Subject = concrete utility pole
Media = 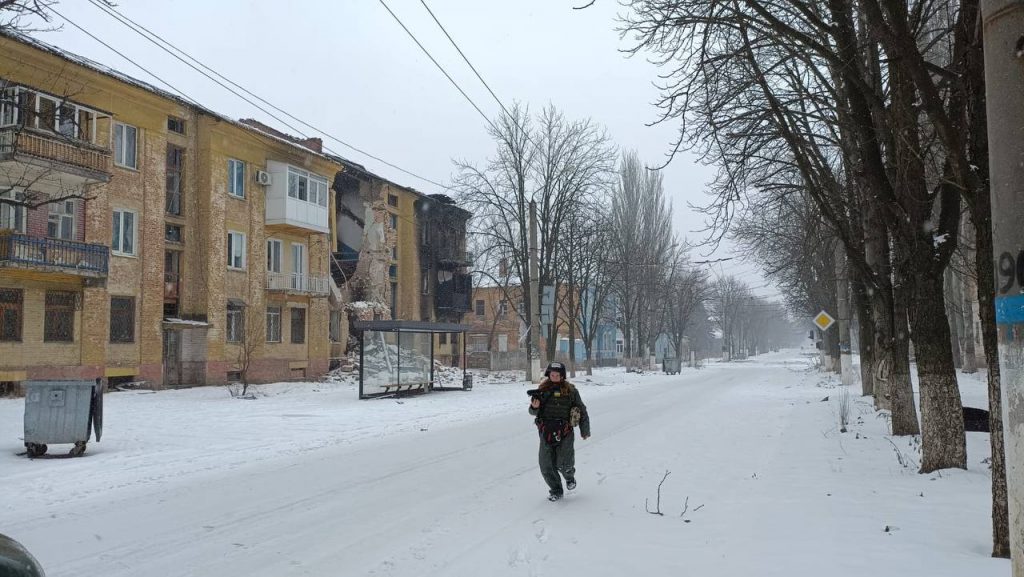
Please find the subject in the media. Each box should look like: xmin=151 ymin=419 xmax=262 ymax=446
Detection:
xmin=835 ymin=244 xmax=855 ymax=386
xmin=982 ymin=0 xmax=1024 ymax=571
xmin=529 ymin=200 xmax=542 ymax=382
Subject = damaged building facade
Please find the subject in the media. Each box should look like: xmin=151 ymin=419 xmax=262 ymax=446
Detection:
xmin=0 ymin=31 xmax=472 ymax=388
xmin=330 ymin=164 xmax=472 ymax=366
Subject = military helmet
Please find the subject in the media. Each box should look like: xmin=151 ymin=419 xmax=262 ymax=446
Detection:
xmin=544 ymin=361 xmax=567 ymax=379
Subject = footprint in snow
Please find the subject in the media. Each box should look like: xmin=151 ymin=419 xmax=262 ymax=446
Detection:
xmin=533 ymin=519 xmax=549 ymax=544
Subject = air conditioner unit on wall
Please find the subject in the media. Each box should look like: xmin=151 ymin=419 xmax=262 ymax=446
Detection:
xmin=255 ymin=170 xmax=272 ymax=186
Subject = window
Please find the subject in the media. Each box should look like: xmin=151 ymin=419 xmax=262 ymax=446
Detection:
xmin=0 ymin=87 xmax=16 ymax=126
xmin=291 ymin=243 xmax=306 ymax=289
xmin=0 ymin=190 xmax=26 ymax=233
xmin=226 ymin=302 xmax=245 ymax=343
xmin=109 ymin=296 xmax=135 ymax=343
xmin=166 ymin=145 xmax=184 ymax=215
xmin=48 ymin=200 xmax=75 ymax=240
xmin=227 ymin=159 xmax=245 ymax=198
xmin=290 ymin=308 xmax=306 ymax=344
xmin=389 ymin=264 xmax=397 ymax=280
xmin=329 ymin=310 xmax=342 ymax=343
xmin=388 ymin=194 xmax=398 ymax=207
xmin=112 ymin=209 xmax=137 ymax=256
xmin=422 ymin=270 xmax=430 ymax=295
xmin=114 ymin=123 xmax=138 ymax=169
xmin=498 ymin=300 xmax=509 ymax=317
xmin=287 ymin=167 xmax=328 ymax=206
xmin=267 ymin=239 xmax=282 ymax=273
xmin=44 ymin=291 xmax=76 ymax=342
xmin=58 ymin=104 xmax=76 ymax=138
xmin=167 ymin=116 xmax=185 ymax=134
xmin=37 ymin=95 xmax=57 ymax=131
xmin=390 ymin=281 xmax=398 ymax=317
xmin=0 ymin=288 xmax=23 ymax=342
xmin=392 ymin=245 xmax=398 ymax=261
xmin=165 ymin=224 xmax=183 ymax=243
xmin=475 ymin=299 xmax=485 ymax=317
xmin=227 ymin=231 xmax=246 ymax=269
xmin=266 ymin=306 xmax=282 ymax=343
xmin=390 ymin=214 xmax=398 ymax=230
xmin=439 ymin=332 xmax=447 ymax=345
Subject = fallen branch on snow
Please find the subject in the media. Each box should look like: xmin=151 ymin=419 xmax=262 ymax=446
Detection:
xmin=645 ymin=470 xmax=671 ymax=516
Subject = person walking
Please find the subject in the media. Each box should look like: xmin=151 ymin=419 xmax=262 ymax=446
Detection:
xmin=529 ymin=361 xmax=590 ymax=501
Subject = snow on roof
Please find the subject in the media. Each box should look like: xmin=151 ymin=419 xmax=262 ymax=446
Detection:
xmin=1 ymin=30 xmax=347 ymax=167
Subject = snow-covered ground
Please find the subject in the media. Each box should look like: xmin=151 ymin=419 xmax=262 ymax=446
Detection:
xmin=0 ymin=350 xmax=1009 ymax=577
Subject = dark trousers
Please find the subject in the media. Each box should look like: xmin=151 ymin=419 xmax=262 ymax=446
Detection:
xmin=538 ymin=431 xmax=575 ymax=494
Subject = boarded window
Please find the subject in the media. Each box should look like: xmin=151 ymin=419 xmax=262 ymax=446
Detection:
xmin=44 ymin=291 xmax=76 ymax=342
xmin=290 ymin=308 xmax=306 ymax=344
xmin=0 ymin=288 xmax=23 ymax=342
xmin=266 ymin=306 xmax=282 ymax=343
xmin=110 ymin=296 xmax=135 ymax=343
xmin=226 ymin=303 xmax=244 ymax=343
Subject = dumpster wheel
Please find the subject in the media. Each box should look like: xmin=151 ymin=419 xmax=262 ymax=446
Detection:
xmin=25 ymin=443 xmax=47 ymax=458
xmin=69 ymin=442 xmax=87 ymax=457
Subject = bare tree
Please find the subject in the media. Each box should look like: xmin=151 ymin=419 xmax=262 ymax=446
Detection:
xmin=231 ymin=309 xmax=263 ymax=398
xmin=457 ymin=103 xmax=615 ymax=370
xmin=608 ymin=150 xmax=674 ymax=369
xmin=662 ymin=250 xmax=711 ymax=363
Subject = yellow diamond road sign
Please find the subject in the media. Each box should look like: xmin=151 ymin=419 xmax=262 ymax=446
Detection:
xmin=813 ymin=311 xmax=836 ymax=331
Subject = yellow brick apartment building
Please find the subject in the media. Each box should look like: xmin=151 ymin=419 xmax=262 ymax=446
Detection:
xmin=0 ymin=31 xmax=344 ymax=387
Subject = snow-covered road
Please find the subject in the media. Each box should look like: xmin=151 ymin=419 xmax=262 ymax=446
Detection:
xmin=1 ymin=352 xmax=1009 ymax=576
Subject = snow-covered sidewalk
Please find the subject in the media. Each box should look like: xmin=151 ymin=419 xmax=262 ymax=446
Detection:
xmin=0 ymin=351 xmax=1009 ymax=577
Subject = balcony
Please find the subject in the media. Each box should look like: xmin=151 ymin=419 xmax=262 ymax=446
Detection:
xmin=0 ymin=127 xmax=112 ymax=186
xmin=436 ymin=272 xmax=472 ymax=313
xmin=0 ymin=233 xmax=108 ymax=278
xmin=265 ymin=160 xmax=330 ymax=233
xmin=266 ymin=272 xmax=330 ymax=296
xmin=433 ymin=245 xmax=474 ymax=269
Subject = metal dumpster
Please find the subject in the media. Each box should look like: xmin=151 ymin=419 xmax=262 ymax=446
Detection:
xmin=663 ymin=357 xmax=682 ymax=375
xmin=23 ymin=379 xmax=103 ymax=458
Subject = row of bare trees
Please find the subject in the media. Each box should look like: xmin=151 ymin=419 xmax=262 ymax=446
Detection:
xmin=619 ymin=0 xmax=1008 ymax=557
xmin=457 ymin=103 xmax=793 ymax=376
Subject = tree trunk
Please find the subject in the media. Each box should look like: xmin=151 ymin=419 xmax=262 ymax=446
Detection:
xmin=973 ymin=183 xmax=1010 ymax=557
xmin=850 ymin=264 xmax=875 ymax=396
xmin=904 ymin=264 xmax=966 ymax=472
xmin=945 ymin=266 xmax=964 ymax=369
xmin=960 ymin=214 xmax=979 ymax=374
xmin=888 ymin=273 xmax=919 ymax=436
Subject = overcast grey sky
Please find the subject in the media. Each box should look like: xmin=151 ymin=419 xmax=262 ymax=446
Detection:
xmin=34 ymin=0 xmax=776 ymax=297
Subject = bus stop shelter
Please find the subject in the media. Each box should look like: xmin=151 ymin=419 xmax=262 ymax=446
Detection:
xmin=351 ymin=320 xmax=471 ymax=399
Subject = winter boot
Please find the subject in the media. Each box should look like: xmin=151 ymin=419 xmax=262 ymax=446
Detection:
xmin=548 ymin=491 xmax=563 ymax=502
xmin=565 ymin=477 xmax=577 ymax=491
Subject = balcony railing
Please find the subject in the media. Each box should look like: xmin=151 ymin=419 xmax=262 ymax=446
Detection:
xmin=0 ymin=127 xmax=111 ymax=181
xmin=0 ymin=233 xmax=109 ymax=276
xmin=164 ymin=272 xmax=180 ymax=300
xmin=266 ymin=272 xmax=330 ymax=295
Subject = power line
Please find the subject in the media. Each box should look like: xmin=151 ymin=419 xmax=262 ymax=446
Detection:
xmin=417 ymin=0 xmax=513 ymax=121
xmin=79 ymin=0 xmax=452 ymax=192
xmin=377 ymin=0 xmax=494 ymax=129
xmin=46 ymin=6 xmax=201 ymax=107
